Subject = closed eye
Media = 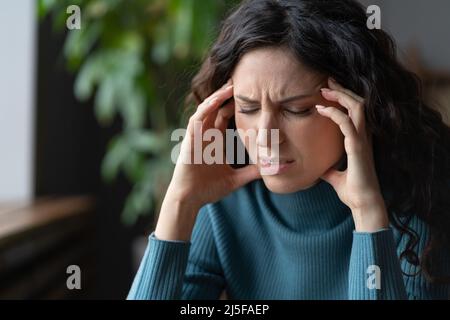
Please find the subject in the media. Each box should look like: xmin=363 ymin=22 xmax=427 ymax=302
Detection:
xmin=237 ymin=107 xmax=259 ymax=114
xmin=283 ymin=107 xmax=313 ymax=116
xmin=237 ymin=106 xmax=313 ymax=117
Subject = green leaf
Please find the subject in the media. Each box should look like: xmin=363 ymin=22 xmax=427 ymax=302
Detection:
xmin=101 ymin=135 xmax=129 ymax=182
xmin=117 ymin=31 xmax=144 ymax=54
xmin=74 ymin=53 xmax=103 ymax=100
xmin=151 ymin=23 xmax=171 ymax=65
xmin=64 ymin=21 xmax=102 ymax=68
xmin=126 ymin=130 xmax=166 ymax=154
xmin=94 ymin=76 xmax=116 ymax=125
xmin=121 ymin=171 xmax=155 ymax=225
xmin=172 ymin=0 xmax=193 ymax=59
xmin=37 ymin=0 xmax=58 ymax=19
xmin=119 ymin=86 xmax=146 ymax=129
xmin=123 ymin=151 xmax=146 ymax=182
xmin=85 ymin=0 xmax=109 ymax=19
xmin=39 ymin=0 xmax=232 ymax=225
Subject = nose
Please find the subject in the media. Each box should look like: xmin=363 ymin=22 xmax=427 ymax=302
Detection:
xmin=256 ymin=110 xmax=285 ymax=148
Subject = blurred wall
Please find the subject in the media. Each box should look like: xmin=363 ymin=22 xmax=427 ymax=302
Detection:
xmin=359 ymin=0 xmax=450 ymax=70
xmin=0 ymin=1 xmax=36 ymax=201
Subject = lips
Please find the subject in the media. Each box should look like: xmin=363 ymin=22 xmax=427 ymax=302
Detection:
xmin=258 ymin=157 xmax=295 ymax=175
xmin=259 ymin=157 xmax=295 ymax=167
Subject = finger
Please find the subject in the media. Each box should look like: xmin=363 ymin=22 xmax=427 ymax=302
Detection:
xmin=203 ymin=106 xmax=220 ymax=131
xmin=187 ymin=88 xmax=231 ymax=136
xmin=204 ymin=93 xmax=234 ymax=131
xmin=316 ymin=105 xmax=358 ymax=142
xmin=215 ymin=101 xmax=235 ymax=132
xmin=186 ymin=97 xmax=218 ymax=138
xmin=222 ymin=78 xmax=233 ymax=88
xmin=230 ymin=164 xmax=261 ymax=188
xmin=205 ymin=78 xmax=233 ymax=106
xmin=329 ymin=78 xmax=373 ymax=148
xmin=192 ymin=85 xmax=234 ymax=122
xmin=328 ymin=78 xmax=364 ymax=103
xmin=321 ymin=86 xmax=365 ymax=133
xmin=316 ymin=105 xmax=368 ymax=160
xmin=320 ymin=167 xmax=345 ymax=189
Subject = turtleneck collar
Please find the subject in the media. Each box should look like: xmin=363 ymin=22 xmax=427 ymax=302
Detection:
xmin=255 ymin=178 xmax=352 ymax=233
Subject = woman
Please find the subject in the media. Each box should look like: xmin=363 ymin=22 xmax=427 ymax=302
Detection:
xmin=128 ymin=0 xmax=450 ymax=299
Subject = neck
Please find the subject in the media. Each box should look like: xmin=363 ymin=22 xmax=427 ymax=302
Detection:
xmin=255 ymin=179 xmax=352 ymax=232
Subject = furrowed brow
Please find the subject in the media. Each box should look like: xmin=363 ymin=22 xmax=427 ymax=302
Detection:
xmin=235 ymin=93 xmax=314 ymax=104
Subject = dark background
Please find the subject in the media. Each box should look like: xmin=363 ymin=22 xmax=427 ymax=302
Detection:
xmin=34 ymin=16 xmax=150 ymax=299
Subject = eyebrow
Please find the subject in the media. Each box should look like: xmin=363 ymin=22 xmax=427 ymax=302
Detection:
xmin=235 ymin=93 xmax=315 ymax=104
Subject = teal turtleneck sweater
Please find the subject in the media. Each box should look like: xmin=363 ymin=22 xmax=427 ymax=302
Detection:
xmin=127 ymin=179 xmax=450 ymax=300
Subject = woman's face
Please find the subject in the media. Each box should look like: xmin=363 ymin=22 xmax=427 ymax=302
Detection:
xmin=232 ymin=46 xmax=345 ymax=193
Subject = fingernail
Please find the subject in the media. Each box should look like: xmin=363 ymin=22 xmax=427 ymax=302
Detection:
xmin=222 ymin=80 xmax=231 ymax=88
xmin=329 ymin=78 xmax=340 ymax=86
xmin=321 ymin=88 xmax=331 ymax=93
xmin=315 ymin=105 xmax=326 ymax=110
xmin=225 ymin=85 xmax=233 ymax=90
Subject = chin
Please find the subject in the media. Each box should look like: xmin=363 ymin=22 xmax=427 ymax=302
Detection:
xmin=261 ymin=175 xmax=321 ymax=194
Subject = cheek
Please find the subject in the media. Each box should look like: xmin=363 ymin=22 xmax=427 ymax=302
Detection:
xmin=312 ymin=117 xmax=344 ymax=162
xmin=234 ymin=112 xmax=251 ymax=130
xmin=235 ymin=113 xmax=254 ymax=145
xmin=289 ymin=113 xmax=344 ymax=161
xmin=319 ymin=96 xmax=348 ymax=115
xmin=235 ymin=113 xmax=259 ymax=161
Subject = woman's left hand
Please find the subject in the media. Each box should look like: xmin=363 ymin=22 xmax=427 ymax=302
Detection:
xmin=316 ymin=77 xmax=389 ymax=232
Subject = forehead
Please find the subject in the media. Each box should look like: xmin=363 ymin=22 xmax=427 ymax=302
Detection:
xmin=231 ymin=47 xmax=322 ymax=93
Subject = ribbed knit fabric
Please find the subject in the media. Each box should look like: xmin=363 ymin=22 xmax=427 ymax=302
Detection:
xmin=127 ymin=179 xmax=450 ymax=300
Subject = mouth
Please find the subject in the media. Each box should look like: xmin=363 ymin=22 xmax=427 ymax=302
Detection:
xmin=258 ymin=157 xmax=296 ymax=175
xmin=259 ymin=157 xmax=295 ymax=167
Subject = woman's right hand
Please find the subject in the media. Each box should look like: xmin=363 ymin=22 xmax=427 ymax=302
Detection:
xmin=155 ymin=80 xmax=261 ymax=241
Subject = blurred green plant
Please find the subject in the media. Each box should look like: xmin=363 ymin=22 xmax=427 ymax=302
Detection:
xmin=38 ymin=0 xmax=236 ymax=224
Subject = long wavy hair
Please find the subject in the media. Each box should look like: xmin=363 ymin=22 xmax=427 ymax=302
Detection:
xmin=185 ymin=0 xmax=450 ymax=283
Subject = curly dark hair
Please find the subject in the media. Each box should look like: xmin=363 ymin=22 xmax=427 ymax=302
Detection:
xmin=186 ymin=0 xmax=450 ymax=283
